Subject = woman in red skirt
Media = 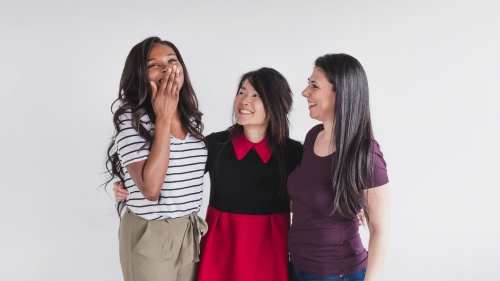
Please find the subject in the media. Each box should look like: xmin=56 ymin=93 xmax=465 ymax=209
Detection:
xmin=196 ymin=68 xmax=301 ymax=281
xmin=115 ymin=67 xmax=302 ymax=281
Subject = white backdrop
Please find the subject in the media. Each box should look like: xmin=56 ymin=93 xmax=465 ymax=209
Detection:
xmin=1 ymin=0 xmax=499 ymax=280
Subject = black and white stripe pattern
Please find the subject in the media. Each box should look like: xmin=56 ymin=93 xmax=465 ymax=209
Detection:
xmin=115 ymin=111 xmax=207 ymax=220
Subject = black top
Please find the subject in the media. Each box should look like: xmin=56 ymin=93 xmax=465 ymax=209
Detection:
xmin=206 ymin=130 xmax=303 ymax=215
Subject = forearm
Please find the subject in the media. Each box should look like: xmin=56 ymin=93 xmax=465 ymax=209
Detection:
xmin=363 ymin=184 xmax=390 ymax=281
xmin=138 ymin=120 xmax=172 ymax=200
xmin=365 ymin=228 xmax=389 ymax=281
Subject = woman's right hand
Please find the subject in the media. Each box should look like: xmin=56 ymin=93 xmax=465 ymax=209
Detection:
xmin=357 ymin=209 xmax=365 ymax=225
xmin=113 ymin=181 xmax=129 ymax=202
xmin=150 ymin=66 xmax=181 ymax=122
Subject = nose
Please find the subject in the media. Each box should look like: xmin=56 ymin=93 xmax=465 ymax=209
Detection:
xmin=240 ymin=95 xmax=251 ymax=105
xmin=302 ymin=86 xmax=310 ymax=97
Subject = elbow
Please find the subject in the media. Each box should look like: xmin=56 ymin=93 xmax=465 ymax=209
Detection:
xmin=138 ymin=185 xmax=161 ymax=201
xmin=368 ymin=224 xmax=390 ymax=239
xmin=143 ymin=191 xmax=160 ymax=201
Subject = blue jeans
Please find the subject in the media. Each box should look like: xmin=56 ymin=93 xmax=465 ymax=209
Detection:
xmin=289 ymin=263 xmax=366 ymax=281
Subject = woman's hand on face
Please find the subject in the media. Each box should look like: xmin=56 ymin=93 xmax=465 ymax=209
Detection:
xmin=113 ymin=181 xmax=129 ymax=202
xmin=150 ymin=66 xmax=181 ymax=123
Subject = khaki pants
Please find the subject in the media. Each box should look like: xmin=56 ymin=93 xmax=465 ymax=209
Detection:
xmin=119 ymin=209 xmax=208 ymax=281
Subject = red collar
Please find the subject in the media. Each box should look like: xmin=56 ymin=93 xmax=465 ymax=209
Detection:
xmin=232 ymin=134 xmax=271 ymax=163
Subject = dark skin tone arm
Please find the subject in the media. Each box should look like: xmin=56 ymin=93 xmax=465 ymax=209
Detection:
xmin=125 ymin=67 xmax=181 ymax=201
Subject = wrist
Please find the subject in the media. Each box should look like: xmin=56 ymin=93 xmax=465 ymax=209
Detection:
xmin=154 ymin=119 xmax=173 ymax=132
xmin=156 ymin=117 xmax=172 ymax=124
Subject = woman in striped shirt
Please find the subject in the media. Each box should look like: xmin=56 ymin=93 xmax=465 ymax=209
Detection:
xmin=105 ymin=37 xmax=207 ymax=281
xmin=114 ymin=68 xmax=303 ymax=281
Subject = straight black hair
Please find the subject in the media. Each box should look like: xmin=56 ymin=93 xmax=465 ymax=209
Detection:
xmin=229 ymin=67 xmax=293 ymax=196
xmin=315 ymin=54 xmax=374 ymax=220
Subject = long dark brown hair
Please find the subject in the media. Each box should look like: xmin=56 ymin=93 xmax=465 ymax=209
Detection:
xmin=315 ymin=54 xmax=374 ymax=220
xmin=229 ymin=67 xmax=293 ymax=196
xmin=105 ymin=37 xmax=204 ymax=214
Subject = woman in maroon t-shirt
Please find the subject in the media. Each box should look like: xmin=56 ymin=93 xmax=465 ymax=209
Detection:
xmin=287 ymin=54 xmax=390 ymax=281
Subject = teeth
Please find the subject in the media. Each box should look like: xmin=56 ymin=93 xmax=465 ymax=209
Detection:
xmin=308 ymin=102 xmax=317 ymax=106
xmin=240 ymin=109 xmax=252 ymax=114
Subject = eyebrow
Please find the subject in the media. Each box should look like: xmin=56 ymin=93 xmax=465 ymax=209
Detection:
xmin=240 ymin=86 xmax=256 ymax=92
xmin=147 ymin=53 xmax=176 ymax=62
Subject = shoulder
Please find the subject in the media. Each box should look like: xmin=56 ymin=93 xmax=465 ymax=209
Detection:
xmin=286 ymin=137 xmax=303 ymax=168
xmin=303 ymin=124 xmax=323 ymax=144
xmin=206 ymin=130 xmax=231 ymax=152
xmin=286 ymin=138 xmax=303 ymax=153
xmin=370 ymin=139 xmax=389 ymax=187
xmin=206 ymin=130 xmax=230 ymax=143
xmin=370 ymin=139 xmax=385 ymax=159
xmin=306 ymin=124 xmax=323 ymax=138
xmin=310 ymin=123 xmax=324 ymax=133
xmin=117 ymin=110 xmax=133 ymax=123
xmin=117 ymin=110 xmax=152 ymax=127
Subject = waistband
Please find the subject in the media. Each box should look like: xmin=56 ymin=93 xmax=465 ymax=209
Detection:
xmin=169 ymin=211 xmax=208 ymax=263
xmin=127 ymin=208 xmax=208 ymax=263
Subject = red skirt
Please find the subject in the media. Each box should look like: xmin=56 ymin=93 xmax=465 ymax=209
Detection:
xmin=197 ymin=205 xmax=290 ymax=281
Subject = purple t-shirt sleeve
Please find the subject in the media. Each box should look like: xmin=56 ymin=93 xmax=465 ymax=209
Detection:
xmin=370 ymin=140 xmax=389 ymax=188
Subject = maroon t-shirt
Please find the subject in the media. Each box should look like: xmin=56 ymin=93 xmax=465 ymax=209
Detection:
xmin=287 ymin=124 xmax=389 ymax=276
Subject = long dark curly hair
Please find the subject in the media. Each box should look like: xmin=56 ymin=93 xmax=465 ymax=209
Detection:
xmin=105 ymin=37 xmax=204 ymax=214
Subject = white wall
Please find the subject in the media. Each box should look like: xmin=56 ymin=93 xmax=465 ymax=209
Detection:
xmin=1 ymin=0 xmax=499 ymax=280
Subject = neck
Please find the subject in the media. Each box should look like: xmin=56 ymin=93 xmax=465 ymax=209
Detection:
xmin=243 ymin=125 xmax=267 ymax=143
xmin=322 ymin=120 xmax=334 ymax=141
xmin=320 ymin=120 xmax=336 ymax=153
xmin=172 ymin=110 xmax=181 ymax=123
xmin=170 ymin=111 xmax=186 ymax=136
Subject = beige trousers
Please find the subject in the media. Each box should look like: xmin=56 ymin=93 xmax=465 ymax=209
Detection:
xmin=119 ymin=209 xmax=208 ymax=281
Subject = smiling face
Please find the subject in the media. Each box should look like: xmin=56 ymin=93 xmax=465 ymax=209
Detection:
xmin=302 ymin=67 xmax=336 ymax=123
xmin=147 ymin=43 xmax=184 ymax=88
xmin=233 ymin=79 xmax=268 ymax=130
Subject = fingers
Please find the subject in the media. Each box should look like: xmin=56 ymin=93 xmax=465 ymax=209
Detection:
xmin=151 ymin=66 xmax=180 ymax=120
xmin=155 ymin=66 xmax=180 ymax=99
xmin=171 ymin=76 xmax=179 ymax=99
xmin=168 ymin=67 xmax=181 ymax=100
xmin=357 ymin=209 xmax=365 ymax=225
xmin=165 ymin=66 xmax=177 ymax=96
xmin=114 ymin=188 xmax=129 ymax=202
xmin=157 ymin=67 xmax=172 ymax=98
xmin=150 ymin=81 xmax=158 ymax=102
xmin=173 ymin=70 xmax=181 ymax=97
xmin=112 ymin=181 xmax=128 ymax=202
